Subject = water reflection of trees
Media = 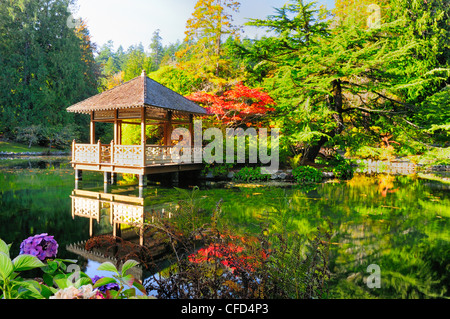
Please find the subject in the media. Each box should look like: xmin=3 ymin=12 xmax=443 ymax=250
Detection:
xmin=310 ymin=174 xmax=449 ymax=298
xmin=207 ymin=174 xmax=448 ymax=298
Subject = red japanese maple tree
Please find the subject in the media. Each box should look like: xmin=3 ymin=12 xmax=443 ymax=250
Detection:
xmin=186 ymin=82 xmax=275 ymax=127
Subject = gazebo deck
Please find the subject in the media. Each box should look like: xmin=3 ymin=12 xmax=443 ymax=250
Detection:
xmin=72 ymin=141 xmax=202 ymax=175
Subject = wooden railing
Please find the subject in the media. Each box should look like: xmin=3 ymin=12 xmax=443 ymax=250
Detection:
xmin=72 ymin=140 xmax=193 ymax=167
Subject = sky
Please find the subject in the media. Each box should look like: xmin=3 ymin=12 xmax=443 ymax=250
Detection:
xmin=74 ymin=0 xmax=335 ymax=51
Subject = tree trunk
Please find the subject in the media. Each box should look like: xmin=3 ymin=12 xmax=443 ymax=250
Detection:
xmin=301 ymin=135 xmax=329 ymax=165
xmin=300 ymin=79 xmax=345 ymax=164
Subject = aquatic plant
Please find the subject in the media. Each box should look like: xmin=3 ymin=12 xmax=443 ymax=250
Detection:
xmin=232 ymin=166 xmax=271 ymax=182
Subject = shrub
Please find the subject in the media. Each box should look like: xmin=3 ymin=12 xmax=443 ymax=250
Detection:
xmin=329 ymin=154 xmax=354 ymax=180
xmin=292 ymin=166 xmax=323 ymax=183
xmin=0 ymin=236 xmax=148 ymax=299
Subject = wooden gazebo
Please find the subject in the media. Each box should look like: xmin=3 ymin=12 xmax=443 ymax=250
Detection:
xmin=67 ymin=70 xmax=206 ymax=185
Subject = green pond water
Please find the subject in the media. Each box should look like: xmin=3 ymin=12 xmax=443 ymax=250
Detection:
xmin=0 ymin=157 xmax=449 ymax=299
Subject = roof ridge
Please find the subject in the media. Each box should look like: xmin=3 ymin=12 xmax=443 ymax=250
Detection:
xmin=143 ymin=73 xmax=147 ymax=104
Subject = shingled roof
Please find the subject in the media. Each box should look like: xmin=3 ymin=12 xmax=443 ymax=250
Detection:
xmin=66 ymin=70 xmax=208 ymax=115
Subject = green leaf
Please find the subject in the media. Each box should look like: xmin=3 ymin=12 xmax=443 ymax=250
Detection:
xmin=122 ymin=287 xmax=136 ymax=298
xmin=39 ymin=284 xmax=55 ymax=299
xmin=97 ymin=262 xmax=118 ymax=275
xmin=0 ymin=252 xmax=13 ymax=281
xmin=119 ymin=274 xmax=135 ymax=287
xmin=132 ymin=280 xmax=147 ymax=295
xmin=53 ymin=274 xmax=70 ymax=289
xmin=42 ymin=260 xmax=58 ymax=274
xmin=74 ymin=276 xmax=93 ymax=289
xmin=12 ymin=254 xmax=45 ymax=272
xmin=106 ymin=289 xmax=119 ymax=299
xmin=14 ymin=280 xmax=45 ymax=299
xmin=0 ymin=239 xmax=10 ymax=256
xmin=93 ymin=277 xmax=117 ymax=289
xmin=121 ymin=259 xmax=139 ymax=276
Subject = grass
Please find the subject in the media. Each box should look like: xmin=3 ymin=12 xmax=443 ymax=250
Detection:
xmin=0 ymin=141 xmax=66 ymax=154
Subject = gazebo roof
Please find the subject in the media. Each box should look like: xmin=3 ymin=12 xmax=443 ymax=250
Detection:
xmin=66 ymin=70 xmax=208 ymax=116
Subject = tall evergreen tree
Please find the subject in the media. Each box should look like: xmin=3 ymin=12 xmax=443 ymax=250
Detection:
xmin=237 ymin=0 xmax=449 ymax=163
xmin=149 ymin=29 xmax=164 ymax=71
xmin=0 ymin=0 xmax=99 ymax=136
xmin=176 ymin=0 xmax=241 ymax=88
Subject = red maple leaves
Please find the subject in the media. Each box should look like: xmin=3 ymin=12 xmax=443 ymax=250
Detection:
xmin=186 ymin=82 xmax=275 ymax=127
xmin=188 ymin=239 xmax=269 ymax=274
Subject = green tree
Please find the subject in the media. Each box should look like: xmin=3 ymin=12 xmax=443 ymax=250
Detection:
xmin=122 ymin=44 xmax=152 ymax=82
xmin=237 ymin=0 xmax=449 ymax=163
xmin=176 ymin=0 xmax=241 ymax=88
xmin=149 ymin=29 xmax=164 ymax=71
xmin=0 ymin=0 xmax=99 ymax=137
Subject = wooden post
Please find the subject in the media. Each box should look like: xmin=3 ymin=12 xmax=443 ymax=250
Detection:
xmin=75 ymin=169 xmax=82 ymax=181
xmin=139 ymin=227 xmax=144 ymax=246
xmin=189 ymin=114 xmax=194 ymax=145
xmin=97 ymin=140 xmax=102 ymax=164
xmin=104 ymin=172 xmax=110 ymax=184
xmin=165 ymin=111 xmax=173 ymax=146
xmin=141 ymin=107 xmax=146 ymax=167
xmin=72 ymin=139 xmax=76 ymax=162
xmin=118 ymin=121 xmax=122 ymax=145
xmin=90 ymin=112 xmax=95 ymax=144
xmin=110 ymin=140 xmax=115 ymax=165
xmin=114 ymin=109 xmax=119 ymax=144
xmin=89 ymin=218 xmax=93 ymax=237
xmin=139 ymin=175 xmax=146 ymax=187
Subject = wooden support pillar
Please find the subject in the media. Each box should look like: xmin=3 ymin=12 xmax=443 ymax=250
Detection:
xmin=189 ymin=114 xmax=194 ymax=145
xmin=90 ymin=112 xmax=96 ymax=144
xmin=141 ymin=107 xmax=146 ymax=167
xmin=75 ymin=169 xmax=83 ymax=181
xmin=104 ymin=172 xmax=111 ymax=184
xmin=114 ymin=110 xmax=119 ymax=144
xmin=89 ymin=218 xmax=94 ymax=237
xmin=139 ymin=227 xmax=144 ymax=246
xmin=164 ymin=111 xmax=173 ymax=146
xmin=118 ymin=121 xmax=122 ymax=145
xmin=141 ymin=107 xmax=146 ymax=146
xmin=171 ymin=171 xmax=179 ymax=186
xmin=139 ymin=174 xmax=146 ymax=187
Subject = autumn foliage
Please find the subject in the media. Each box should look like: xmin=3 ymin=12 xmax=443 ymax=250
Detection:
xmin=188 ymin=241 xmax=268 ymax=274
xmin=186 ymin=83 xmax=275 ymax=127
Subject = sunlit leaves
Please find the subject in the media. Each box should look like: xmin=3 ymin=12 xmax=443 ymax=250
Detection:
xmin=186 ymin=82 xmax=275 ymax=127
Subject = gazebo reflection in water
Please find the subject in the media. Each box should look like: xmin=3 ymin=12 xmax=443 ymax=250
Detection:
xmin=67 ymin=183 xmax=180 ymax=282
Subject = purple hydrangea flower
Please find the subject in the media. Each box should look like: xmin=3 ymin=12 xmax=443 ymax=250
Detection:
xmin=19 ymin=233 xmax=58 ymax=261
xmin=92 ymin=276 xmax=120 ymax=293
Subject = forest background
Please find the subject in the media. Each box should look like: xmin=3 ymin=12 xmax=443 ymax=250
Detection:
xmin=0 ymin=0 xmax=448 ymax=167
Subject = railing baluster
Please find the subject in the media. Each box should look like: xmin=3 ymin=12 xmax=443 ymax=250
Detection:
xmin=110 ymin=140 xmax=114 ymax=165
xmin=97 ymin=140 xmax=101 ymax=164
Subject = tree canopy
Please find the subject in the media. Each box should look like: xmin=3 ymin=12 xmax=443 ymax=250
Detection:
xmin=0 ymin=0 xmax=448 ymax=161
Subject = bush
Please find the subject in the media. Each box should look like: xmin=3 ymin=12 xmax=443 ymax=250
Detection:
xmin=15 ymin=124 xmax=79 ymax=150
xmin=232 ymin=166 xmax=271 ymax=182
xmin=328 ymin=154 xmax=354 ymax=180
xmin=292 ymin=166 xmax=323 ymax=183
xmin=0 ymin=235 xmax=148 ymax=299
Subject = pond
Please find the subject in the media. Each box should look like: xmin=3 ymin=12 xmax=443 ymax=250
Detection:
xmin=0 ymin=156 xmax=449 ymax=299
